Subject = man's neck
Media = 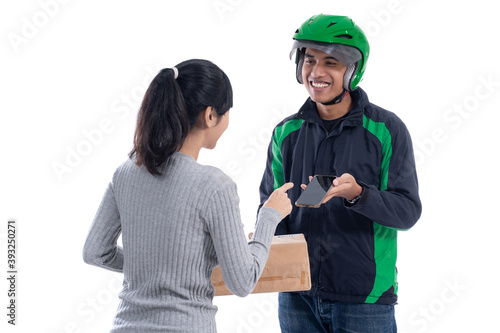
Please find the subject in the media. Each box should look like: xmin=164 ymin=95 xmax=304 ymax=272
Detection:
xmin=316 ymin=93 xmax=353 ymax=120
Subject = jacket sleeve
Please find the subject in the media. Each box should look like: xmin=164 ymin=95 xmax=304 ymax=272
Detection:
xmin=347 ymin=120 xmax=422 ymax=230
xmin=83 ymin=181 xmax=124 ymax=272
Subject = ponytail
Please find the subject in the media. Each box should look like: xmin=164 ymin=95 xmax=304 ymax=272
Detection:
xmin=129 ymin=59 xmax=233 ymax=176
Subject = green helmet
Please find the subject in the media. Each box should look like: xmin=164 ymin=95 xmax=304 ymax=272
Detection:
xmin=291 ymin=14 xmax=370 ymax=91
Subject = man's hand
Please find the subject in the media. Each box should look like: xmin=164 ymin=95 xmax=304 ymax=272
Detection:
xmin=301 ymin=173 xmax=362 ymax=204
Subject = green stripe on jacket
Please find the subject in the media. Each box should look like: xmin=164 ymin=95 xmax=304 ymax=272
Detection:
xmin=362 ymin=114 xmax=398 ymax=303
xmin=271 ymin=119 xmax=304 ymax=190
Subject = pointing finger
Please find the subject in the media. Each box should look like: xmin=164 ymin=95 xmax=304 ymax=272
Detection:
xmin=278 ymin=182 xmax=294 ymax=192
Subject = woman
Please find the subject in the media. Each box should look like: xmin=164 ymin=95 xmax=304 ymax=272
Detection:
xmin=83 ymin=59 xmax=293 ymax=332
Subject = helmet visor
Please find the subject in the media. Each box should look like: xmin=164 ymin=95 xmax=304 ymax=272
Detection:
xmin=290 ymin=39 xmax=362 ymax=68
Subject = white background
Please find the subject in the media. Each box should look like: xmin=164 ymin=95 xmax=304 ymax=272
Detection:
xmin=1 ymin=0 xmax=499 ymax=332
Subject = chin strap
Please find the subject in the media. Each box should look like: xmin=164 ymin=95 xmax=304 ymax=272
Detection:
xmin=320 ymin=89 xmax=349 ymax=105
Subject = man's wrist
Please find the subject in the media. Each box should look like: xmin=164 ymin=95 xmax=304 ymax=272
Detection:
xmin=346 ymin=195 xmax=361 ymax=205
xmin=346 ymin=185 xmax=363 ymax=205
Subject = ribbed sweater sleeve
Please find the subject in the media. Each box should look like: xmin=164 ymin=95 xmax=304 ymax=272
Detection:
xmin=83 ymin=181 xmax=124 ymax=272
xmin=204 ymin=181 xmax=281 ymax=296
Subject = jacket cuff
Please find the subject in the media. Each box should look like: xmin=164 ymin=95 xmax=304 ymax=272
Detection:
xmin=344 ymin=183 xmax=369 ymax=208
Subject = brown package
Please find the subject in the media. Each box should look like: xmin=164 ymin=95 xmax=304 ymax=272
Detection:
xmin=211 ymin=233 xmax=311 ymax=296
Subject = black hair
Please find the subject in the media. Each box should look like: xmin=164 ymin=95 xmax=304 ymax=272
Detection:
xmin=129 ymin=59 xmax=233 ymax=176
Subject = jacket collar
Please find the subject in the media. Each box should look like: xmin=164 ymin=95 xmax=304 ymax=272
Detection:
xmin=296 ymin=87 xmax=368 ymax=129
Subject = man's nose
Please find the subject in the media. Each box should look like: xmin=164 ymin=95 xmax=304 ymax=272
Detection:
xmin=311 ymin=64 xmax=325 ymax=78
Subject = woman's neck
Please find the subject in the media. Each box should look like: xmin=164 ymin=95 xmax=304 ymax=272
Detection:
xmin=179 ymin=131 xmax=203 ymax=160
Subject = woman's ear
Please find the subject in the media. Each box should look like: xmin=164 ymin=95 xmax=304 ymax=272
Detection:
xmin=203 ymin=107 xmax=218 ymax=128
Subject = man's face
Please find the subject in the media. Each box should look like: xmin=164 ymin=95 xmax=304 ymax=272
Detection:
xmin=301 ymin=48 xmax=347 ymax=104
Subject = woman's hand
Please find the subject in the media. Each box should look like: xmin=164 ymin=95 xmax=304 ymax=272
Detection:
xmin=263 ymin=182 xmax=294 ymax=219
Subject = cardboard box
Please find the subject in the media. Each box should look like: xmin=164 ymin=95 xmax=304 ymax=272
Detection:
xmin=211 ymin=234 xmax=311 ymax=296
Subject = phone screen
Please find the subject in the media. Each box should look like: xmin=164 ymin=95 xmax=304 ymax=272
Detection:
xmin=295 ymin=175 xmax=336 ymax=208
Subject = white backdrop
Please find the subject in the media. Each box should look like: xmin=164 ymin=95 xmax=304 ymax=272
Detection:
xmin=1 ymin=0 xmax=499 ymax=332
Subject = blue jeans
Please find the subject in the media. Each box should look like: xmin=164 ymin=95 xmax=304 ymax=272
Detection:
xmin=278 ymin=292 xmax=396 ymax=333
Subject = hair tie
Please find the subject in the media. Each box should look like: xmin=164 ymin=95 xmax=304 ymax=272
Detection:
xmin=171 ymin=67 xmax=179 ymax=79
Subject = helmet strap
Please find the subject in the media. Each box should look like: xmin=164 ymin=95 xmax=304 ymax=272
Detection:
xmin=320 ymin=89 xmax=348 ymax=105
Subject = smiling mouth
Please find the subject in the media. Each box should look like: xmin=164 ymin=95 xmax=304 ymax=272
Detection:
xmin=311 ymin=81 xmax=330 ymax=88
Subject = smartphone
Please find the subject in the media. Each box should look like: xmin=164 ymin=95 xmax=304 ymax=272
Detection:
xmin=295 ymin=175 xmax=337 ymax=208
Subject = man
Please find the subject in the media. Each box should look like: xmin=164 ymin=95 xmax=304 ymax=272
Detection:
xmin=258 ymin=14 xmax=422 ymax=332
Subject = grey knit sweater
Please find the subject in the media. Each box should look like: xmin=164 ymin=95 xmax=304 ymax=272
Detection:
xmin=83 ymin=152 xmax=282 ymax=332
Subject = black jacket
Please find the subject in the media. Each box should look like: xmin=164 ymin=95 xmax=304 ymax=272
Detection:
xmin=258 ymin=88 xmax=422 ymax=304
